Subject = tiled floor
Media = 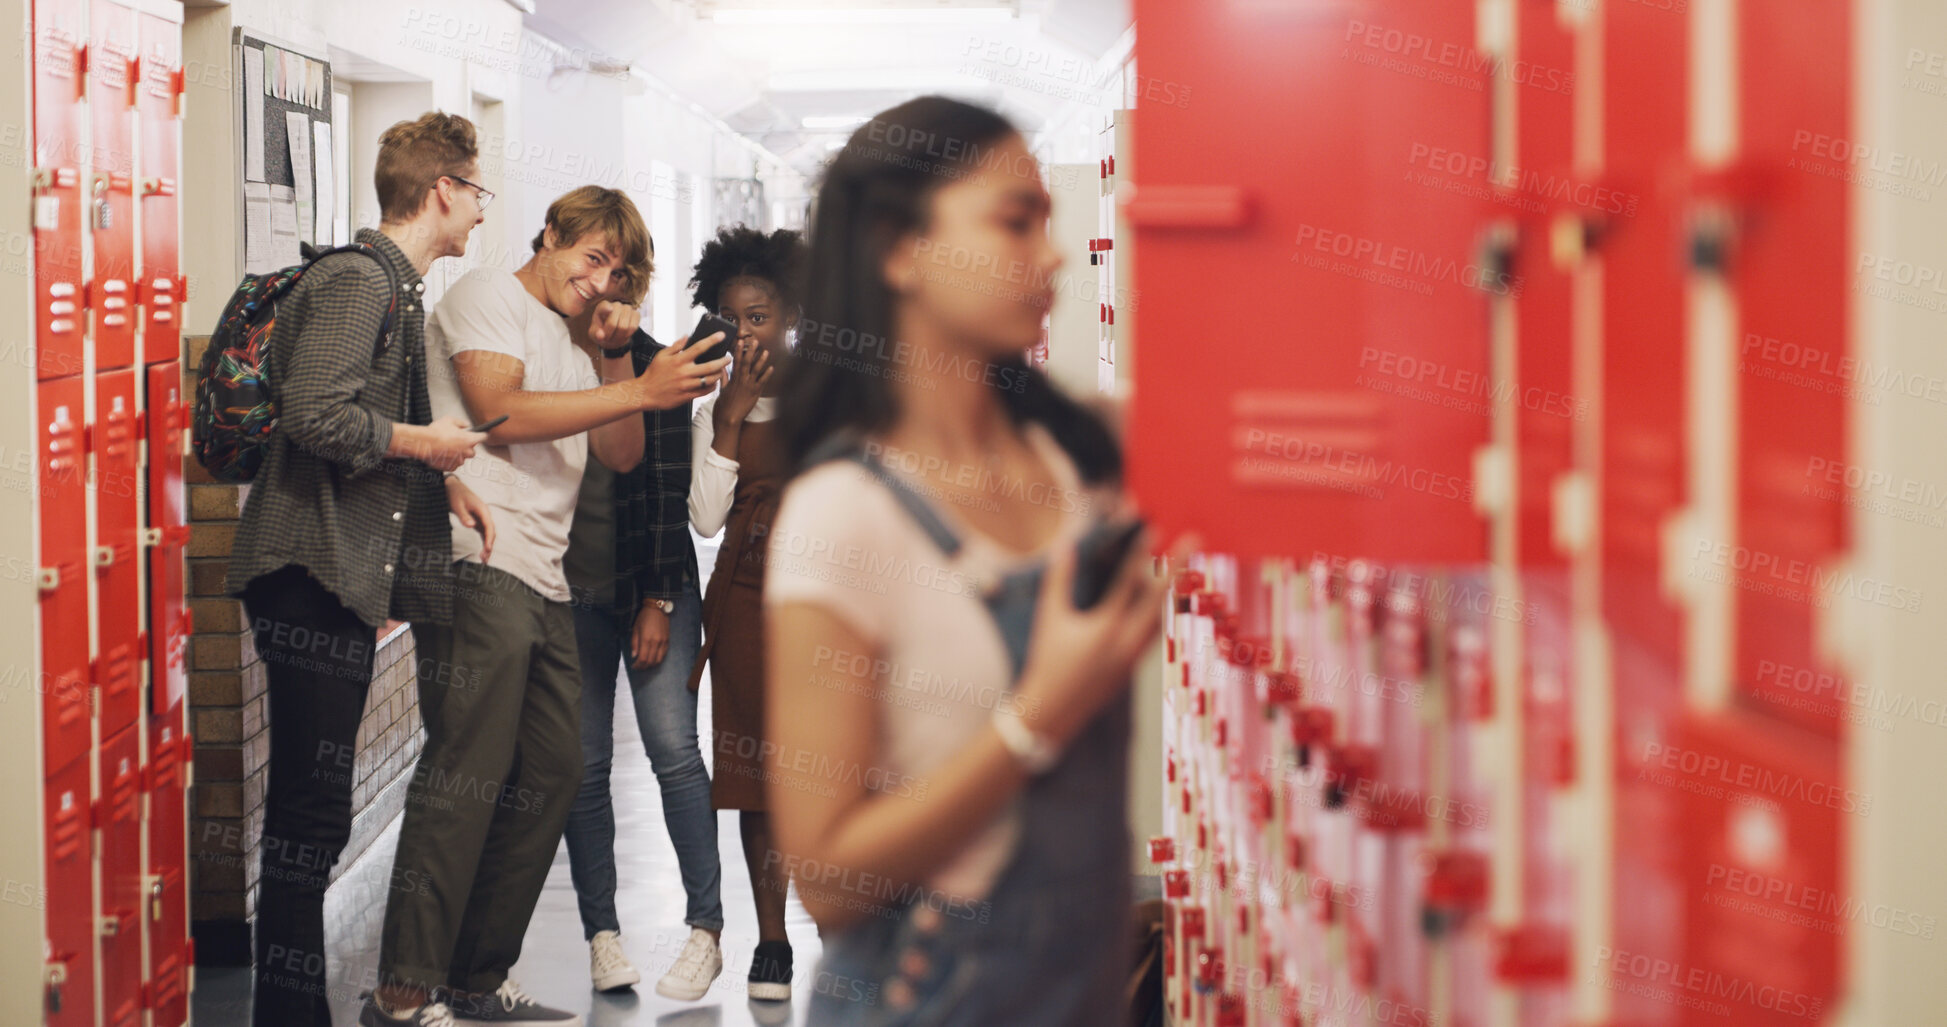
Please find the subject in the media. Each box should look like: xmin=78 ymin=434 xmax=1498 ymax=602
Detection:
xmin=193 ymin=660 xmax=823 ymax=1027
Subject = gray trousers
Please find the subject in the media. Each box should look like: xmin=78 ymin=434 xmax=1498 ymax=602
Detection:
xmin=378 ymin=561 xmax=583 ymax=994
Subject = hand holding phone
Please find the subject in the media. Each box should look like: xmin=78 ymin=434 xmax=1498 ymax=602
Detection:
xmin=688 ymin=312 xmax=740 ymax=365
xmin=1070 ymin=517 xmax=1148 ymax=610
xmin=466 ymin=414 xmax=509 ymax=433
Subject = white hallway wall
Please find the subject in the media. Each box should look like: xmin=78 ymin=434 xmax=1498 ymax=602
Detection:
xmin=183 ymin=0 xmax=801 ymax=331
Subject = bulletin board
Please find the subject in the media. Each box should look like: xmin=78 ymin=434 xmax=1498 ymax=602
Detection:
xmin=231 ymin=30 xmax=337 ymax=273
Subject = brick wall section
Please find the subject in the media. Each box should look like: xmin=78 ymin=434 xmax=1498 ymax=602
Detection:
xmin=182 ymin=336 xmax=426 ymax=961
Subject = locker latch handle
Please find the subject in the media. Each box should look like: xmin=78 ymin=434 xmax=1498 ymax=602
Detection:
xmin=142 ymin=526 xmax=163 ymax=547
xmin=150 ymin=877 xmax=165 ymax=922
xmin=45 ymin=962 xmax=66 ymax=1014
xmin=94 ymin=545 xmax=116 ymax=568
xmin=37 ymin=567 xmax=60 ymax=592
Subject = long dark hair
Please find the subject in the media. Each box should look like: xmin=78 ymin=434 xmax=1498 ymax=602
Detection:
xmin=775 ymin=95 xmax=1122 ymax=485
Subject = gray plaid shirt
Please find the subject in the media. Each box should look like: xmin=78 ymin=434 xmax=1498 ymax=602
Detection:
xmin=227 ymin=228 xmax=453 ymax=628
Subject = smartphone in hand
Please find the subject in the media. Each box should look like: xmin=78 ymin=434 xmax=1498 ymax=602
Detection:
xmin=466 ymin=414 xmax=509 ymax=433
xmin=689 ymin=312 xmax=740 ymax=364
xmin=1071 ymin=518 xmax=1147 ymax=610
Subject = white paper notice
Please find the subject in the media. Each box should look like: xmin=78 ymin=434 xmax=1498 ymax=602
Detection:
xmin=286 ymin=110 xmax=314 ymax=245
xmin=313 ymin=121 xmax=336 ymax=247
xmin=269 ymin=185 xmax=302 ymax=268
xmin=243 ymin=48 xmax=266 ymax=181
xmin=244 ymin=181 xmax=274 ymax=273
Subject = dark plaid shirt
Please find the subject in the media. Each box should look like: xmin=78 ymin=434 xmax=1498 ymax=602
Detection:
xmin=608 ymin=327 xmax=699 ymax=618
xmin=226 ymin=228 xmax=453 ymax=628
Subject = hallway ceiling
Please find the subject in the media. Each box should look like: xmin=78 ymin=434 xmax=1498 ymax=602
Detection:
xmin=522 ymin=0 xmax=1132 ymax=177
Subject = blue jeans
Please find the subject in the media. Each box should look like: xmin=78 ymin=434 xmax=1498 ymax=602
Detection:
xmin=562 ymin=585 xmax=725 ymax=938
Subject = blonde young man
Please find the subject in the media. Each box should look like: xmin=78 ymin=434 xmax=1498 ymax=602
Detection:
xmin=227 ymin=111 xmax=493 ymax=1027
xmin=363 ymin=188 xmax=730 ymax=1027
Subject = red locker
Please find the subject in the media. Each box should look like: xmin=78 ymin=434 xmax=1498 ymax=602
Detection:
xmin=96 ymin=368 xmax=142 ymax=736
xmin=44 ymin=752 xmax=95 ymax=1026
xmin=33 ymin=0 xmax=88 ymax=380
xmin=1128 ymin=0 xmax=1491 ymax=562
xmin=90 ymin=0 xmax=139 ymax=370
xmin=98 ymin=723 xmax=145 ymax=1027
xmin=1600 ymin=0 xmax=1691 ymax=660
xmin=1513 ymin=0 xmax=1581 ymax=574
xmin=148 ymin=362 xmax=188 ymax=713
xmin=39 ymin=376 xmax=91 ymax=773
xmin=1731 ymin=1 xmax=1854 ymax=736
xmin=145 ymin=712 xmax=191 ymax=1026
xmin=1672 ymin=712 xmax=1844 ymax=1026
xmin=137 ymin=6 xmax=184 ymax=365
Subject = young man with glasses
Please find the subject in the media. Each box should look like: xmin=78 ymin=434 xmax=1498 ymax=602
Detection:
xmin=362 ymin=187 xmax=731 ymax=1027
xmin=227 ymin=111 xmax=495 ymax=1027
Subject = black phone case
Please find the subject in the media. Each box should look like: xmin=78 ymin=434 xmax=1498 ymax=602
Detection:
xmin=1072 ymin=519 xmax=1146 ymax=610
xmin=690 ymin=313 xmax=738 ymax=364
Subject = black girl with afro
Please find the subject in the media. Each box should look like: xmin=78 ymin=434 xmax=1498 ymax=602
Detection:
xmin=681 ymin=224 xmax=809 ymax=1001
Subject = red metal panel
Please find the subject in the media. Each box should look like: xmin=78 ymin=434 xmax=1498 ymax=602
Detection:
xmin=1128 ymin=0 xmax=1490 ymax=562
xmin=44 ymin=752 xmax=95 ymax=1026
xmin=96 ymin=368 xmax=142 ymax=736
xmin=1671 ymin=712 xmax=1844 ymax=1026
xmin=1600 ymin=0 xmax=1690 ymax=659
xmin=39 ymin=376 xmax=91 ymax=773
xmin=1731 ymin=0 xmax=1854 ymax=737
xmin=1514 ymin=0 xmax=1580 ymax=572
xmin=137 ymin=9 xmax=183 ymax=365
xmin=98 ymin=723 xmax=145 ymax=1027
xmin=146 ymin=710 xmax=190 ymax=1026
xmin=33 ymin=0 xmax=88 ymax=380
xmin=91 ymin=0 xmax=139 ymax=370
xmin=147 ymin=362 xmax=187 ymax=713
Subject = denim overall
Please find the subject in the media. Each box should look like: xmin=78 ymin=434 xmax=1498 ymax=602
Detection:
xmin=805 ymin=443 xmax=1133 ymax=1027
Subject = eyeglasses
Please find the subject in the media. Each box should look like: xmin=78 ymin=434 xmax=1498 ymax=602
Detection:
xmin=447 ymin=174 xmax=495 ymax=212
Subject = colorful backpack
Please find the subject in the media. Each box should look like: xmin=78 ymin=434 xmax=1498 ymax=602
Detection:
xmin=191 ymin=244 xmax=398 ymax=483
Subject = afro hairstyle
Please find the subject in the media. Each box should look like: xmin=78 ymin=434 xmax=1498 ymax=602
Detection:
xmin=688 ymin=225 xmax=806 ymax=315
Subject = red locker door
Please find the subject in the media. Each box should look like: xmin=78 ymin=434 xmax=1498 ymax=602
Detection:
xmin=1601 ymin=5 xmax=1693 ymax=1020
xmin=1600 ymin=0 xmax=1691 ymax=660
xmin=148 ymin=362 xmax=188 ymax=713
xmin=33 ymin=0 xmax=88 ymax=380
xmin=39 ymin=376 xmax=91 ymax=773
xmin=138 ymin=7 xmax=184 ymax=365
xmin=1673 ymin=712 xmax=1844 ymax=1026
xmin=90 ymin=0 xmax=139 ymax=370
xmin=96 ymin=368 xmax=142 ymax=736
xmin=98 ymin=724 xmax=145 ymax=1027
xmin=44 ymin=753 xmax=95 ymax=1026
xmin=145 ymin=712 xmax=190 ymax=1026
xmin=1514 ymin=0 xmax=1581 ymax=577
xmin=1732 ymin=1 xmax=1854 ymax=736
xmin=1128 ymin=0 xmax=1491 ymax=562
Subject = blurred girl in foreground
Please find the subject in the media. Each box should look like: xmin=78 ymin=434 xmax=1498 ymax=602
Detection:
xmin=763 ymin=96 xmax=1185 ymax=1026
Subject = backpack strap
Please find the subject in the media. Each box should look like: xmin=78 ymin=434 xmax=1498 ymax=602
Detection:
xmin=803 ymin=432 xmax=963 ymax=557
xmin=309 ymin=243 xmax=401 ymax=356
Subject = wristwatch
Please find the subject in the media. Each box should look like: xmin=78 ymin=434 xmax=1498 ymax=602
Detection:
xmin=991 ymin=706 xmax=1060 ymax=775
xmin=647 ymin=598 xmax=675 ymax=614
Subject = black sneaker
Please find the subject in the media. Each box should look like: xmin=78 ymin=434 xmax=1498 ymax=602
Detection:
xmin=747 ymin=941 xmax=793 ymax=1001
xmin=358 ymin=994 xmax=458 ymax=1027
xmin=448 ymin=980 xmax=582 ymax=1026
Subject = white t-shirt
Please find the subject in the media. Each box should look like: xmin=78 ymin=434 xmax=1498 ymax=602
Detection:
xmin=426 ymin=268 xmax=599 ymax=602
xmin=688 ymin=393 xmax=776 ymax=537
xmin=763 ymin=425 xmax=1098 ymax=901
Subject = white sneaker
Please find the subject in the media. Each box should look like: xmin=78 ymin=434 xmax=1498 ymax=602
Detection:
xmin=654 ymin=927 xmax=723 ymax=1002
xmin=589 ymin=930 xmax=641 ymax=993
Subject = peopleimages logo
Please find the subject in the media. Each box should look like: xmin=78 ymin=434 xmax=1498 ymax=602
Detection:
xmin=1293 ymin=224 xmax=1521 ymax=296
xmin=1639 ymin=741 xmax=1872 ymax=815
xmin=1597 ymin=946 xmax=1825 ymax=1019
